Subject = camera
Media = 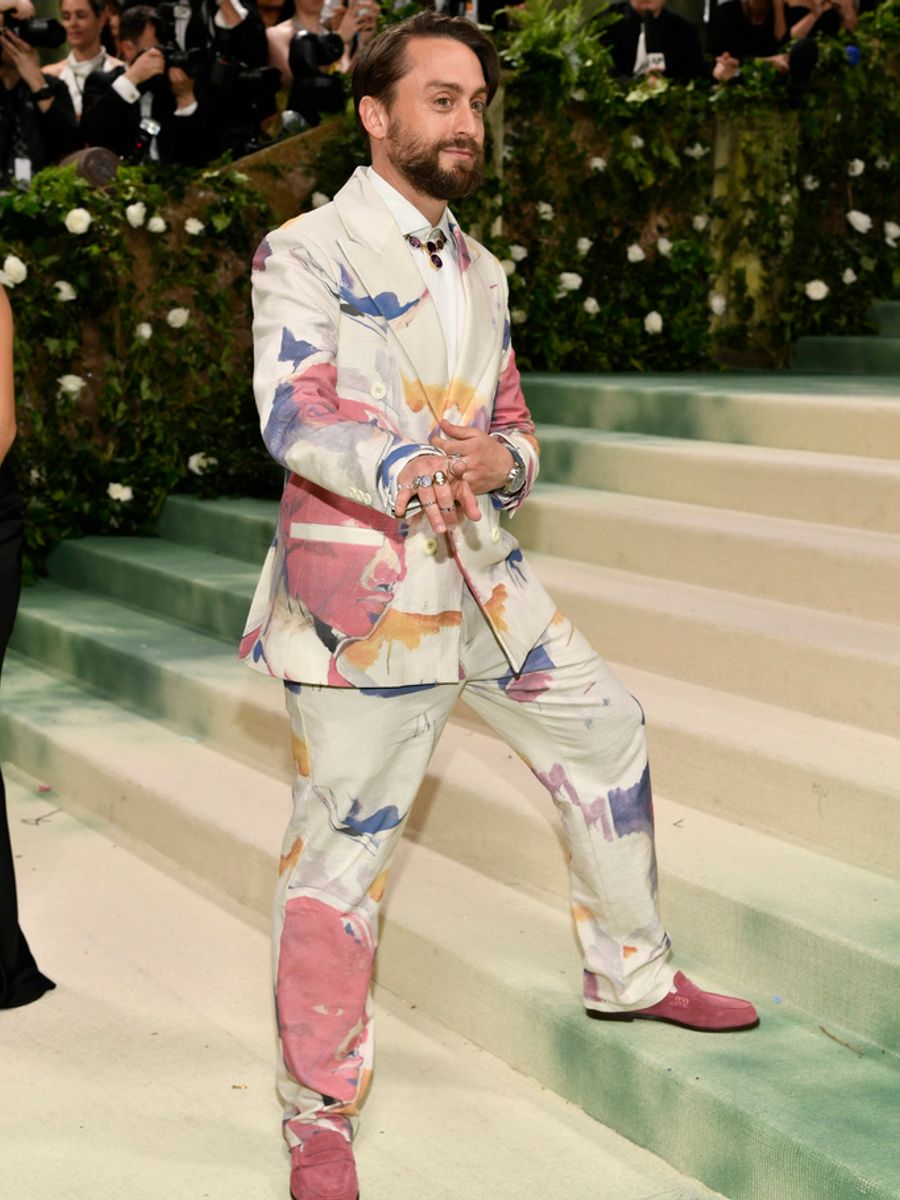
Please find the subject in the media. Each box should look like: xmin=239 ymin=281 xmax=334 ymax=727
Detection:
xmin=3 ymin=16 xmax=67 ymax=49
xmin=285 ymin=30 xmax=346 ymax=127
xmin=161 ymin=42 xmax=206 ymax=75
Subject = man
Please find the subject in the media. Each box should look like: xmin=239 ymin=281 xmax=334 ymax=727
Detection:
xmin=81 ymin=4 xmax=215 ymax=165
xmin=242 ymin=13 xmax=759 ymax=1199
xmin=605 ymin=0 xmax=739 ymax=82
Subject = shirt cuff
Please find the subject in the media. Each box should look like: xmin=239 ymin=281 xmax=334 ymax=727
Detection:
xmin=379 ymin=443 xmax=444 ymax=517
xmin=112 ymin=75 xmax=141 ymax=104
xmin=174 ymin=100 xmax=198 ymax=116
xmin=215 ymin=0 xmax=249 ymax=25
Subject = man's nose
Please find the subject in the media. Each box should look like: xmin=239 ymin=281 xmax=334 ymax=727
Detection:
xmin=455 ymin=104 xmax=482 ymax=139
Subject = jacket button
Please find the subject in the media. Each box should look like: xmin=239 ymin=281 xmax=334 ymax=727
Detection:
xmin=422 ymin=538 xmax=438 ymax=556
xmin=370 ymin=381 xmax=387 ymax=400
xmin=363 ymin=492 xmax=372 ymax=505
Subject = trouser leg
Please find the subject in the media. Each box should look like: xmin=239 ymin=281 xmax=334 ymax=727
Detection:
xmin=275 ymin=680 xmax=458 ymax=1149
xmin=462 ymin=611 xmax=674 ymax=1011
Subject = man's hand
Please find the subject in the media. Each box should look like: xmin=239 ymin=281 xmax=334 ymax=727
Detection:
xmin=433 ymin=421 xmax=516 ymax=495
xmin=125 ymin=46 xmax=166 ymax=86
xmin=0 ymin=1 xmax=36 ymax=18
xmin=713 ymin=52 xmax=740 ymax=82
xmin=394 ymin=452 xmax=480 ymax=536
xmin=169 ymin=66 xmax=196 ymax=107
xmin=0 ymin=25 xmax=45 ymax=93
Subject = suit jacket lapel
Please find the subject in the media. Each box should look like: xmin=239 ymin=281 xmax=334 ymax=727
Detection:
xmin=334 ymin=169 xmax=449 ymax=421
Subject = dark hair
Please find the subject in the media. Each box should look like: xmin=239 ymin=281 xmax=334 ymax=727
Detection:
xmin=119 ymin=4 xmax=161 ymax=44
xmin=352 ymin=10 xmax=500 ymax=132
xmin=61 ymin=0 xmax=106 ymax=17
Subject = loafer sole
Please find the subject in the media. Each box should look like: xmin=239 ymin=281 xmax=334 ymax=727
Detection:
xmin=586 ymin=1007 xmax=760 ymax=1032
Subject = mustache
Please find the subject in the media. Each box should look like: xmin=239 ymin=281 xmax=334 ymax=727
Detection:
xmin=438 ymin=137 xmax=482 ymax=154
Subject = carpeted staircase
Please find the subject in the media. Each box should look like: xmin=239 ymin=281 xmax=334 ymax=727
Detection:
xmin=794 ymin=299 xmax=900 ymax=373
xmin=3 ymin=368 xmax=899 ymax=1200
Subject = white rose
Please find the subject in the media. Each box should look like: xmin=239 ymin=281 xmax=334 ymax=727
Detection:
xmin=501 ymin=259 xmax=516 ymax=276
xmin=187 ymin=452 xmax=217 ymax=475
xmin=64 ymin=208 xmax=92 ymax=235
xmin=885 ymin=221 xmax=900 ymax=245
xmin=558 ymin=272 xmax=583 ymax=292
xmin=875 ymin=157 xmax=891 ymax=171
xmin=576 ymin=237 xmax=593 ymax=256
xmin=0 ymin=271 xmax=11 ymax=288
xmin=847 ymin=159 xmax=865 ymax=177
xmin=631 ymin=135 xmax=644 ymax=150
xmin=310 ymin=191 xmax=331 ymax=209
xmin=107 ymin=482 xmax=133 ymax=503
xmin=692 ymin=214 xmax=709 ymax=232
xmin=509 ymin=244 xmax=528 ymax=262
xmin=802 ymin=175 xmax=820 ymax=191
xmin=589 ymin=156 xmax=607 ymax=172
xmin=511 ymin=309 xmax=527 ymax=324
xmin=656 ymin=236 xmax=673 ymax=256
xmin=846 ymin=209 xmax=872 ymax=234
xmin=708 ymin=291 xmax=727 ymax=316
xmin=57 ymin=373 xmax=86 ymax=398
xmin=805 ymin=279 xmax=829 ymax=301
xmin=571 ymin=88 xmax=587 ymax=102
xmin=583 ymin=296 xmax=600 ymax=315
xmin=2 ymin=255 xmax=27 ymax=285
xmin=54 ymin=280 xmax=77 ymax=302
xmin=166 ymin=307 xmax=190 ymax=328
xmin=537 ymin=202 xmax=554 ymax=221
xmin=147 ymin=215 xmax=167 ymax=234
xmin=135 ymin=322 xmax=153 ymax=340
xmin=184 ymin=217 xmax=205 ymax=236
xmin=780 ymin=192 xmax=793 ymax=206
xmin=125 ymin=201 xmax=147 ymax=228
xmin=644 ymin=311 xmax=663 ymax=334
xmin=684 ymin=142 xmax=709 ymax=160
xmin=842 ymin=268 xmax=857 ymax=284
xmin=627 ymin=243 xmax=646 ymax=263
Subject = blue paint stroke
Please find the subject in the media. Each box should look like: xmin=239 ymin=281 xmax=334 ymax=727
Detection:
xmin=279 ymin=328 xmax=319 ymax=369
xmin=609 ymin=764 xmax=654 ymax=839
xmin=338 ymin=264 xmax=419 ymax=321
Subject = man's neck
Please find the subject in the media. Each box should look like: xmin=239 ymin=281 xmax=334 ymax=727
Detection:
xmin=370 ymin=158 xmax=447 ymax=228
xmin=71 ymin=43 xmax=105 ymax=62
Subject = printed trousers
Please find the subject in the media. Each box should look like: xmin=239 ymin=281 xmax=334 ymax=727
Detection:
xmin=274 ymin=592 xmax=674 ymax=1148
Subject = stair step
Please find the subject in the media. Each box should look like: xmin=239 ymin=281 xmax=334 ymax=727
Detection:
xmin=535 ymin=428 xmax=900 ymax=532
xmin=511 ymin=485 xmax=900 ymax=624
xmin=793 ymin=336 xmax=900 ymax=374
xmin=4 ymin=648 xmax=897 ymax=1050
xmin=870 ymin=301 xmax=900 ymax=338
xmin=522 ymin=373 xmax=900 ymax=459
xmin=13 ymin=579 xmax=899 ymax=878
xmin=4 ymin=771 xmax=722 ymax=1200
xmin=3 ymin=666 xmax=898 ymax=1200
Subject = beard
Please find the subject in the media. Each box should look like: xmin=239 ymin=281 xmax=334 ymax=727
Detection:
xmin=385 ymin=121 xmax=485 ymax=202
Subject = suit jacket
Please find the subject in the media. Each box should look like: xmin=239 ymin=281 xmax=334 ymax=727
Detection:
xmin=240 ymin=167 xmax=559 ymax=689
xmin=81 ymin=66 xmax=217 ymax=165
xmin=606 ymin=5 xmax=707 ymax=81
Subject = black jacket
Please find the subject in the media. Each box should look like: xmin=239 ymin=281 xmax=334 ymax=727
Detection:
xmin=81 ymin=65 xmax=217 ymax=165
xmin=606 ymin=5 xmax=707 ymax=81
xmin=0 ymin=75 xmax=80 ymax=188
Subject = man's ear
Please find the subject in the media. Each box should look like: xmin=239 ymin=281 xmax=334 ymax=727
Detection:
xmin=358 ymin=94 xmax=388 ymax=142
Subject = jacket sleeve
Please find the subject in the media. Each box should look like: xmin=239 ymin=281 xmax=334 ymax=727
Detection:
xmin=252 ymin=227 xmax=436 ymax=514
xmin=488 ymin=272 xmax=539 ymax=515
xmin=35 ymin=76 xmax=80 ymax=165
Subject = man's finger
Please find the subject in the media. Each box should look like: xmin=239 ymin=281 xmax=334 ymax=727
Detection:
xmin=456 ymin=480 xmax=481 ymax=521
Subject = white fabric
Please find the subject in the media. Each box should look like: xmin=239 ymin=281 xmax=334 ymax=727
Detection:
xmin=60 ymin=49 xmax=108 ymax=116
xmin=633 ymin=24 xmax=648 ymax=75
xmin=112 ymin=73 xmax=140 ymax=104
xmin=214 ymin=0 xmax=249 ymax=26
xmin=365 ymin=165 xmax=465 ymax=379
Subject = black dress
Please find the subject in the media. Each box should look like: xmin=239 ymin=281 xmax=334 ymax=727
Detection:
xmin=712 ymin=0 xmax=787 ymax=58
xmin=0 ymin=458 xmax=55 ymax=1008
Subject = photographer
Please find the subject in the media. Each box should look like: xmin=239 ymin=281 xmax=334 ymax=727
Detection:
xmin=0 ymin=6 xmax=79 ymax=190
xmin=786 ymin=0 xmax=857 ymax=37
xmin=43 ymin=0 xmax=124 ymax=119
xmin=267 ymin=0 xmax=376 ymax=128
xmin=81 ymin=4 xmax=216 ymax=165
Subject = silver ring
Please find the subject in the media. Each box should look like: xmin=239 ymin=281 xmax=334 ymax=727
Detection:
xmin=417 ymin=474 xmax=433 ymax=489
xmin=440 ymin=505 xmax=454 ymax=512
xmin=422 ymin=498 xmax=437 ymax=506
xmin=432 ymin=470 xmax=448 ymax=486
xmin=397 ymin=482 xmax=414 ymax=491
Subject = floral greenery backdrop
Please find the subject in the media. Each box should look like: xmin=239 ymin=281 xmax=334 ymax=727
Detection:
xmin=2 ymin=0 xmax=898 ymax=572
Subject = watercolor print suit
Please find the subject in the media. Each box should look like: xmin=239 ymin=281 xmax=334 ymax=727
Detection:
xmin=242 ymin=166 xmax=673 ymax=1149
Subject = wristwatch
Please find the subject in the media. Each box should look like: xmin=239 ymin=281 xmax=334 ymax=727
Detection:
xmin=500 ymin=445 xmax=526 ymax=496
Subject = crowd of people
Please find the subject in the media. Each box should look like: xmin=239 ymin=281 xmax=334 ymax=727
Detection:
xmin=0 ymin=0 xmax=886 ymax=190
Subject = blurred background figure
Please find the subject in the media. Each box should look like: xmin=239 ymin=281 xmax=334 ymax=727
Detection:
xmin=0 ymin=3 xmax=79 ymax=190
xmin=267 ymin=0 xmax=376 ymax=129
xmin=786 ymin=0 xmax=857 ymax=39
xmin=0 ymin=284 xmax=56 ymax=1010
xmin=42 ymin=0 xmax=124 ymax=120
xmin=711 ymin=0 xmax=818 ymax=101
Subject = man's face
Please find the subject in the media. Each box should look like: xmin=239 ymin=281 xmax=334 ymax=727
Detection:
xmin=380 ymin=36 xmax=487 ymax=202
xmin=629 ymin=0 xmax=667 ymax=15
xmin=120 ymin=20 xmax=157 ymax=65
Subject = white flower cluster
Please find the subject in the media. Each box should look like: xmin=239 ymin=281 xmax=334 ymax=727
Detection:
xmin=644 ymin=311 xmax=663 ymax=334
xmin=886 ymin=221 xmax=900 ymax=249
xmin=126 ymin=201 xmax=147 ymax=228
xmin=846 ymin=209 xmax=872 ymax=234
xmin=847 ymin=159 xmax=865 ymax=177
xmin=184 ymin=217 xmax=205 ymax=236
xmin=310 ymin=192 xmax=330 ymax=209
xmin=692 ymin=214 xmax=709 ymax=233
xmin=1 ymin=255 xmax=27 ymax=288
xmin=537 ymin=202 xmax=554 ymax=222
xmin=708 ymin=292 xmax=727 ymax=316
xmin=656 ymin=236 xmax=673 ymax=257
xmin=805 ymin=280 xmax=829 ymax=301
xmin=188 ymin=452 xmax=217 ymax=475
xmin=167 ymin=307 xmax=190 ymax=328
xmin=509 ymin=244 xmax=528 ymax=262
xmin=589 ymin=156 xmax=607 ymax=173
xmin=54 ymin=280 xmax=76 ymax=302
xmin=684 ymin=143 xmax=709 ymax=160
xmin=583 ymin=296 xmax=600 ymax=315
xmin=57 ymin=373 xmax=86 ymax=398
xmin=557 ymin=272 xmax=582 ymax=296
xmin=626 ymin=243 xmax=645 ymax=263
xmin=148 ymin=215 xmax=167 ymax=234
xmin=107 ymin=482 xmax=133 ymax=502
xmin=64 ymin=208 xmax=92 ymax=235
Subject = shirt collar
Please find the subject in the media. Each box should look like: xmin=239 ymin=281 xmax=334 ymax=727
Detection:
xmin=365 ymin=165 xmax=456 ymax=249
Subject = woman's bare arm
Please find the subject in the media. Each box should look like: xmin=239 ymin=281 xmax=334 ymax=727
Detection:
xmin=0 ymin=287 xmax=17 ymax=466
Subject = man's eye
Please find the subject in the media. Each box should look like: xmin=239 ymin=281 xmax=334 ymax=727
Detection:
xmin=472 ymin=101 xmax=485 ymax=113
xmin=434 ymin=97 xmax=451 ymax=107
